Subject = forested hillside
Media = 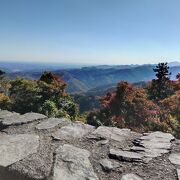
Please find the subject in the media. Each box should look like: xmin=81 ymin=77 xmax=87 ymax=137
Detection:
xmin=87 ymin=63 xmax=180 ymax=137
xmin=0 ymin=71 xmax=79 ymax=120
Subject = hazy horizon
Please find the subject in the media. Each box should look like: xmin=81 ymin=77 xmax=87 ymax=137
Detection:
xmin=1 ymin=0 xmax=180 ymax=64
xmin=0 ymin=59 xmax=179 ymax=66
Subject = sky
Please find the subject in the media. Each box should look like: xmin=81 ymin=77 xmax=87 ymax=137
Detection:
xmin=0 ymin=0 xmax=180 ymax=65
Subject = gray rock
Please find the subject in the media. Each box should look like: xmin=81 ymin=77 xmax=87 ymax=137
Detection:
xmin=36 ymin=117 xmax=70 ymax=130
xmin=138 ymin=131 xmax=174 ymax=149
xmin=169 ymin=153 xmax=180 ymax=165
xmin=0 ymin=112 xmax=47 ymax=126
xmin=131 ymin=146 xmax=168 ymax=160
xmin=0 ymin=110 xmax=19 ymax=119
xmin=132 ymin=131 xmax=175 ymax=160
xmin=0 ymin=134 xmax=39 ymax=167
xmin=0 ymin=111 xmax=178 ymax=180
xmin=109 ymin=149 xmax=143 ymax=162
xmin=121 ymin=173 xmax=143 ymax=180
xmin=177 ymin=169 xmax=180 ymax=180
xmin=100 ymin=159 xmax=119 ymax=172
xmin=139 ymin=141 xmax=171 ymax=150
xmin=142 ymin=131 xmax=175 ymax=142
xmin=140 ymin=148 xmax=169 ymax=158
xmin=89 ymin=126 xmax=135 ymax=142
xmin=53 ymin=144 xmax=99 ymax=180
xmin=131 ymin=146 xmax=146 ymax=152
xmin=97 ymin=140 xmax=109 ymax=145
xmin=53 ymin=122 xmax=95 ymax=140
xmin=8 ymin=137 xmax=53 ymax=180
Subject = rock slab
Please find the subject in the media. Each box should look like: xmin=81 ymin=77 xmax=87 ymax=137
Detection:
xmin=109 ymin=149 xmax=143 ymax=162
xmin=169 ymin=153 xmax=180 ymax=165
xmin=0 ymin=134 xmax=39 ymax=167
xmin=132 ymin=131 xmax=175 ymax=161
xmin=53 ymin=122 xmax=95 ymax=140
xmin=0 ymin=110 xmax=19 ymax=119
xmin=121 ymin=173 xmax=143 ymax=180
xmin=36 ymin=117 xmax=70 ymax=130
xmin=89 ymin=126 xmax=135 ymax=142
xmin=177 ymin=169 xmax=180 ymax=180
xmin=53 ymin=144 xmax=99 ymax=180
xmin=0 ymin=112 xmax=46 ymax=126
xmin=100 ymin=159 xmax=119 ymax=172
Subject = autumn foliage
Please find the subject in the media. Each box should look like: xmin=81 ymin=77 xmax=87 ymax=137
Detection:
xmin=0 ymin=71 xmax=79 ymax=119
xmin=87 ymin=81 xmax=161 ymax=131
xmin=0 ymin=63 xmax=179 ymax=136
xmin=87 ymin=63 xmax=180 ymax=136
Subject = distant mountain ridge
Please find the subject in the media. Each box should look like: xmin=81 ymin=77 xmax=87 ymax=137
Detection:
xmin=5 ymin=64 xmax=180 ymax=94
xmin=168 ymin=61 xmax=180 ymax=66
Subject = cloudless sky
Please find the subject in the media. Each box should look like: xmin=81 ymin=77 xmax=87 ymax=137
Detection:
xmin=0 ymin=0 xmax=180 ymax=64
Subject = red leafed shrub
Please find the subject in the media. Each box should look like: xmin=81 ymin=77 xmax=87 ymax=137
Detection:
xmin=87 ymin=81 xmax=164 ymax=132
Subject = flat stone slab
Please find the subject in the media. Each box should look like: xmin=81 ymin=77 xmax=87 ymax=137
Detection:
xmin=52 ymin=122 xmax=95 ymax=140
xmin=7 ymin=137 xmax=53 ymax=180
xmin=89 ymin=126 xmax=135 ymax=142
xmin=177 ymin=169 xmax=180 ymax=180
xmin=142 ymin=131 xmax=175 ymax=141
xmin=109 ymin=149 xmax=143 ymax=162
xmin=0 ymin=112 xmax=47 ymax=126
xmin=0 ymin=110 xmax=19 ymax=119
xmin=131 ymin=131 xmax=175 ymax=160
xmin=121 ymin=173 xmax=143 ymax=180
xmin=53 ymin=144 xmax=99 ymax=180
xmin=0 ymin=134 xmax=39 ymax=167
xmin=169 ymin=153 xmax=180 ymax=165
xmin=36 ymin=117 xmax=70 ymax=130
xmin=139 ymin=148 xmax=169 ymax=158
xmin=138 ymin=131 xmax=174 ymax=149
xmin=139 ymin=141 xmax=171 ymax=150
xmin=100 ymin=158 xmax=119 ymax=172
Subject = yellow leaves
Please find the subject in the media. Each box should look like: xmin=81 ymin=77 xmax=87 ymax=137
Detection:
xmin=0 ymin=93 xmax=10 ymax=102
xmin=0 ymin=93 xmax=11 ymax=109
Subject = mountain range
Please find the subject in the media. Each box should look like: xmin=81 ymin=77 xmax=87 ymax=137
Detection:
xmin=1 ymin=61 xmax=180 ymax=95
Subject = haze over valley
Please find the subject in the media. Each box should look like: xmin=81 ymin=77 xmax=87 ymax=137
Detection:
xmin=2 ymin=61 xmax=180 ymax=95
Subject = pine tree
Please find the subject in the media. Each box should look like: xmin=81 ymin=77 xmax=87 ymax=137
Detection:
xmin=148 ymin=62 xmax=173 ymax=101
xmin=0 ymin=70 xmax=5 ymax=76
xmin=176 ymin=73 xmax=180 ymax=81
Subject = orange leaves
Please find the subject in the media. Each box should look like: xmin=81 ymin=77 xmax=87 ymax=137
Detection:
xmin=96 ymin=81 xmax=161 ymax=129
xmin=160 ymin=90 xmax=180 ymax=122
xmin=39 ymin=71 xmax=66 ymax=87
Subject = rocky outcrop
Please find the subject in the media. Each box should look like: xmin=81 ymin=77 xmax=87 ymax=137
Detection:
xmin=0 ymin=110 xmax=19 ymax=119
xmin=52 ymin=122 xmax=95 ymax=141
xmin=177 ymin=169 xmax=180 ymax=179
xmin=99 ymin=158 xmax=120 ymax=172
xmin=36 ymin=117 xmax=70 ymax=130
xmin=0 ymin=110 xmax=179 ymax=180
xmin=109 ymin=149 xmax=144 ymax=162
xmin=0 ymin=112 xmax=46 ymax=126
xmin=169 ymin=153 xmax=180 ymax=165
xmin=88 ymin=126 xmax=137 ymax=142
xmin=53 ymin=144 xmax=99 ymax=180
xmin=121 ymin=174 xmax=143 ymax=180
xmin=0 ymin=134 xmax=39 ymax=167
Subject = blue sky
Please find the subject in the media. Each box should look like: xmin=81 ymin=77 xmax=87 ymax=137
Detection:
xmin=0 ymin=0 xmax=180 ymax=64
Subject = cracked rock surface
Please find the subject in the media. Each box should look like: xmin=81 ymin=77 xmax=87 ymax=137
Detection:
xmin=0 ymin=134 xmax=39 ymax=167
xmin=0 ymin=110 xmax=179 ymax=180
xmin=53 ymin=144 xmax=99 ymax=180
xmin=36 ymin=117 xmax=70 ymax=130
xmin=121 ymin=173 xmax=143 ymax=180
xmin=177 ymin=169 xmax=180 ymax=179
